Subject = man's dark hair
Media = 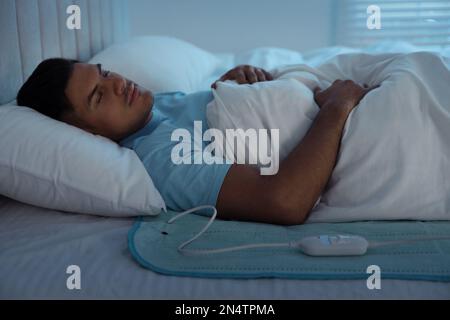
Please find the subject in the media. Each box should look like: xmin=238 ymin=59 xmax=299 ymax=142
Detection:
xmin=17 ymin=58 xmax=79 ymax=120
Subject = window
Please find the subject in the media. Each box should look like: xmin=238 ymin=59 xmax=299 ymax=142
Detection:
xmin=335 ymin=0 xmax=450 ymax=49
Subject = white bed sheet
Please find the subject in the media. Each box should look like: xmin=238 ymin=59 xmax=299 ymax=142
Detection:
xmin=200 ymin=41 xmax=450 ymax=91
xmin=1 ymin=194 xmax=450 ymax=299
xmin=2 ymin=42 xmax=450 ymax=299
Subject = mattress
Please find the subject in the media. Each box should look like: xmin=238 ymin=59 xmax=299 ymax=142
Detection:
xmin=1 ymin=194 xmax=450 ymax=299
xmin=2 ymin=43 xmax=450 ymax=299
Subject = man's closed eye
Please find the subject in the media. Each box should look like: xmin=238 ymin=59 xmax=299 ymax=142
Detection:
xmin=97 ymin=70 xmax=110 ymax=104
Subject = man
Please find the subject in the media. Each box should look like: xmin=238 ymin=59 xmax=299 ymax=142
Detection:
xmin=17 ymin=59 xmax=374 ymax=225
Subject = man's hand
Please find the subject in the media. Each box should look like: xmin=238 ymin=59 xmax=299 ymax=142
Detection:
xmin=211 ymin=65 xmax=273 ymax=89
xmin=314 ymin=80 xmax=378 ymax=115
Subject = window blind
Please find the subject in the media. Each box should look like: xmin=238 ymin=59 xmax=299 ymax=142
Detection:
xmin=335 ymin=0 xmax=450 ymax=49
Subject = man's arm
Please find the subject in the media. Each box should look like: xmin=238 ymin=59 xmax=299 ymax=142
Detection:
xmin=216 ymin=80 xmax=376 ymax=225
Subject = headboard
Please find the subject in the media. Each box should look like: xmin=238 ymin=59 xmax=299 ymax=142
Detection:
xmin=0 ymin=0 xmax=129 ymax=105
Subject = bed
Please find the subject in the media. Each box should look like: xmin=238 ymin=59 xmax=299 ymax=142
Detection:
xmin=1 ymin=0 xmax=450 ymax=299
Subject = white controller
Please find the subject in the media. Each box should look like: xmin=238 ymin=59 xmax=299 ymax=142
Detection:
xmin=295 ymin=235 xmax=369 ymax=256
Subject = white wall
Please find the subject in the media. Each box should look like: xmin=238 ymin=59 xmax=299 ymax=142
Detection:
xmin=127 ymin=0 xmax=335 ymax=53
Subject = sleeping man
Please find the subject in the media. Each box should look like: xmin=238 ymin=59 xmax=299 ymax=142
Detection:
xmin=16 ymin=51 xmax=450 ymax=224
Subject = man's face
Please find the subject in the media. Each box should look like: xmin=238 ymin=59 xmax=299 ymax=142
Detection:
xmin=64 ymin=63 xmax=153 ymax=141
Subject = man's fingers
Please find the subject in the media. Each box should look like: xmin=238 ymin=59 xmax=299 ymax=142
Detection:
xmin=245 ymin=68 xmax=258 ymax=84
xmin=235 ymin=71 xmax=247 ymax=84
xmin=360 ymin=85 xmax=379 ymax=99
xmin=218 ymin=74 xmax=227 ymax=82
xmin=255 ymin=68 xmax=266 ymax=82
xmin=313 ymin=87 xmax=324 ymax=108
xmin=262 ymin=69 xmax=273 ymax=81
xmin=313 ymin=86 xmax=321 ymax=95
xmin=217 ymin=65 xmax=274 ymax=85
xmin=216 ymin=66 xmax=274 ymax=85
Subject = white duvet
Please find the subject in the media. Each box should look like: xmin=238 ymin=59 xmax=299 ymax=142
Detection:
xmin=206 ymin=52 xmax=450 ymax=222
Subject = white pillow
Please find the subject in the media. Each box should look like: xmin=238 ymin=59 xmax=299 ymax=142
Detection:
xmin=89 ymin=36 xmax=220 ymax=93
xmin=0 ymin=105 xmax=166 ymax=217
xmin=234 ymin=47 xmax=305 ymax=70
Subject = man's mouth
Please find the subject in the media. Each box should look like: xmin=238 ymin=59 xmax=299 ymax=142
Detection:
xmin=127 ymin=82 xmax=139 ymax=105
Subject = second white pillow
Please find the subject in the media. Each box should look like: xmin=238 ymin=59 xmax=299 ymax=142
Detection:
xmin=89 ymin=36 xmax=220 ymax=93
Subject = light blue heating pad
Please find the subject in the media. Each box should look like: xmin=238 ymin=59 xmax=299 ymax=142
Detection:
xmin=128 ymin=210 xmax=450 ymax=281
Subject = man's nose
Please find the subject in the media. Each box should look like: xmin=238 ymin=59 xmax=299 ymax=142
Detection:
xmin=109 ymin=75 xmax=127 ymax=96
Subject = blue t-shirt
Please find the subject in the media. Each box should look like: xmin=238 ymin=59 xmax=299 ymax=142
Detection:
xmin=120 ymin=91 xmax=232 ymax=212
